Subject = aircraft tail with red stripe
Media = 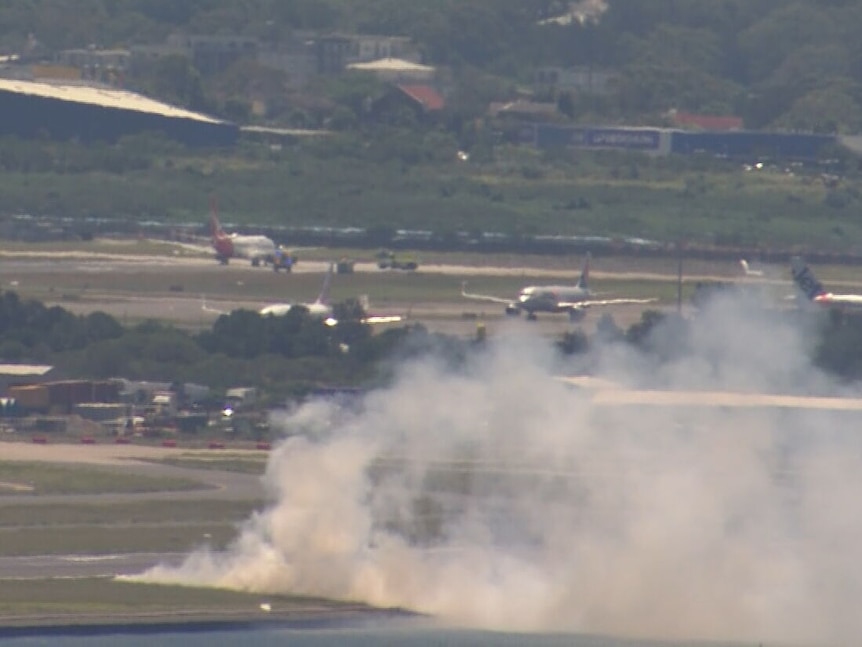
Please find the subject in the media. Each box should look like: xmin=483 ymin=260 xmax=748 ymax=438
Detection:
xmin=209 ymin=197 xmax=225 ymax=240
xmin=208 ymin=197 xmax=233 ymax=263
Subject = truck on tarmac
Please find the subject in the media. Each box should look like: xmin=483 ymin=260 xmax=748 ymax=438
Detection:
xmin=376 ymin=249 xmax=418 ymax=271
xmin=268 ymin=247 xmax=296 ymax=272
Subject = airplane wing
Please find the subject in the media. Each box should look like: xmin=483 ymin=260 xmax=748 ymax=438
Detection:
xmin=559 ymin=297 xmax=658 ymax=309
xmin=461 ymin=281 xmax=513 ymax=304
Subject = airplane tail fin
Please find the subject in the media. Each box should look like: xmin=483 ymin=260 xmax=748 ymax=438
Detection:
xmin=790 ymin=256 xmax=826 ymax=301
xmin=740 ymin=259 xmax=764 ymax=277
xmin=316 ymin=263 xmax=335 ymax=305
xmin=209 ymin=197 xmax=223 ymax=239
xmin=576 ymin=252 xmax=591 ymax=289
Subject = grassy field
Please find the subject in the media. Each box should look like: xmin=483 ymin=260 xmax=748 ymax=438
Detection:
xmin=0 ymin=578 xmax=365 ymax=626
xmin=0 ymin=498 xmax=263 ymax=557
xmin=146 ymin=456 xmax=268 ymax=475
xmin=0 ymin=462 xmax=204 ymax=496
xmin=1 ymin=139 xmax=861 ymax=253
xmin=0 ymin=524 xmax=237 ymax=556
xmin=0 ymin=454 xmax=286 ymax=623
xmin=0 ymin=500 xmax=261 ymax=527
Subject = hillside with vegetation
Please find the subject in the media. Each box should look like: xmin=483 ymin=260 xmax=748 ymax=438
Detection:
xmin=4 ymin=1 xmax=862 ymax=132
xmin=0 ymin=2 xmax=862 ymax=252
xmin=0 ymin=131 xmax=859 ymax=253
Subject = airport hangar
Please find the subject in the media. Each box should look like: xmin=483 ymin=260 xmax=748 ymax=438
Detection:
xmin=0 ymin=78 xmax=237 ymax=147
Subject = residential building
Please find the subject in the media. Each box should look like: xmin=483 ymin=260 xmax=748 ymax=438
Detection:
xmin=371 ymin=83 xmax=445 ymax=123
xmin=58 ymin=47 xmax=130 ymax=85
xmin=132 ymin=34 xmax=258 ymax=75
xmin=534 ymin=66 xmax=614 ymax=95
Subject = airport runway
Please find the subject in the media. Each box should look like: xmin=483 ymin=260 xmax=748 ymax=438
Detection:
xmin=0 ymin=242 xmax=688 ymax=336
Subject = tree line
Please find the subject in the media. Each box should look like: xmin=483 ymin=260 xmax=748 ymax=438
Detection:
xmin=2 ymin=290 xmax=862 ymax=403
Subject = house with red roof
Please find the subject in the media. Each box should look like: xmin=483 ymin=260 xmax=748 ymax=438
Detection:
xmin=669 ymin=110 xmax=743 ymax=131
xmin=371 ymin=83 xmax=445 ymax=124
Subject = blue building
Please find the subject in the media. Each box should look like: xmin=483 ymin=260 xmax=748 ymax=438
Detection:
xmin=521 ymin=123 xmax=839 ymax=162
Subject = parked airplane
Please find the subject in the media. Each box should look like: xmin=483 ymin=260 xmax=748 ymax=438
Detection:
xmin=739 ymin=259 xmax=764 ymax=277
xmin=461 ymin=253 xmax=657 ymax=320
xmin=259 ymin=263 xmax=404 ymax=326
xmin=209 ymin=200 xmax=277 ymax=266
xmin=791 ymin=256 xmax=862 ymax=310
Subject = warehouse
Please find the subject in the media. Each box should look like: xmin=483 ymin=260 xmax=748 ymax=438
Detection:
xmin=0 ymin=78 xmax=237 ymax=147
xmin=521 ymin=123 xmax=840 ymax=162
xmin=0 ymin=364 xmax=57 ymax=395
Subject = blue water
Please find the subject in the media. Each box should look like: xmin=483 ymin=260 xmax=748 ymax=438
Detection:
xmin=0 ymin=618 xmax=756 ymax=646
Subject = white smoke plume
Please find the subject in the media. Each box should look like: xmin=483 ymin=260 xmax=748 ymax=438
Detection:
xmin=137 ymin=298 xmax=862 ymax=644
xmin=539 ymin=1 xmax=609 ymax=26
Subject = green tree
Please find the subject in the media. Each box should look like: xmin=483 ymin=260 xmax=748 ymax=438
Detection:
xmin=738 ymin=3 xmax=839 ymax=84
xmin=131 ymin=54 xmax=210 ymax=112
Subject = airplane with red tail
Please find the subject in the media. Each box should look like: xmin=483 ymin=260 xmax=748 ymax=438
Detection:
xmin=209 ymin=199 xmax=278 ymax=267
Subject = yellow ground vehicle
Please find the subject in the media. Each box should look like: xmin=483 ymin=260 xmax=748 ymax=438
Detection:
xmin=376 ymin=249 xmax=418 ymax=271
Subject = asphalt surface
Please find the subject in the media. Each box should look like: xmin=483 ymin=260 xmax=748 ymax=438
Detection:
xmin=1 ymin=241 xmax=693 ymax=335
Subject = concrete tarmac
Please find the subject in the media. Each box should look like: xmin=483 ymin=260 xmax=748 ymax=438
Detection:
xmin=0 ymin=243 xmax=679 ymax=335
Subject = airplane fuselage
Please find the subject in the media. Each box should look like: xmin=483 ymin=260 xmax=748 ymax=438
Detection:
xmin=791 ymin=256 xmax=862 ymax=313
xmin=213 ymin=233 xmax=276 ymax=265
xmin=512 ymin=285 xmax=590 ymax=315
xmin=813 ymin=293 xmax=862 ymax=310
xmin=259 ymin=302 xmax=332 ymax=318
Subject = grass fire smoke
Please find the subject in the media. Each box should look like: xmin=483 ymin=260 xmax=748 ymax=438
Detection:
xmin=136 ymin=295 xmax=862 ymax=644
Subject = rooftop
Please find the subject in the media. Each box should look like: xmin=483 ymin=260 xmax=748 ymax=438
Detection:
xmin=670 ymin=111 xmax=744 ymax=131
xmin=347 ymin=57 xmax=434 ymax=73
xmin=396 ymin=84 xmax=445 ymax=111
xmin=0 ymin=364 xmax=53 ymax=377
xmin=0 ymin=78 xmax=224 ymax=124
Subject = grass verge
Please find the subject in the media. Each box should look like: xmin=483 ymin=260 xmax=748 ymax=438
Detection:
xmin=0 ymin=578 xmax=367 ymax=627
xmin=142 ymin=456 xmax=267 ymax=475
xmin=0 ymin=500 xmax=263 ymax=528
xmin=0 ymin=462 xmax=205 ymax=495
xmin=0 ymin=524 xmax=238 ymax=556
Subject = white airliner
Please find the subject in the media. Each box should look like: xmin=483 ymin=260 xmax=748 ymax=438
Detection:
xmin=259 ymin=264 xmax=404 ymax=326
xmin=461 ymin=253 xmax=657 ymax=320
xmin=791 ymin=256 xmax=862 ymax=311
xmin=209 ymin=201 xmax=277 ymax=266
xmin=259 ymin=263 xmax=336 ymax=322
